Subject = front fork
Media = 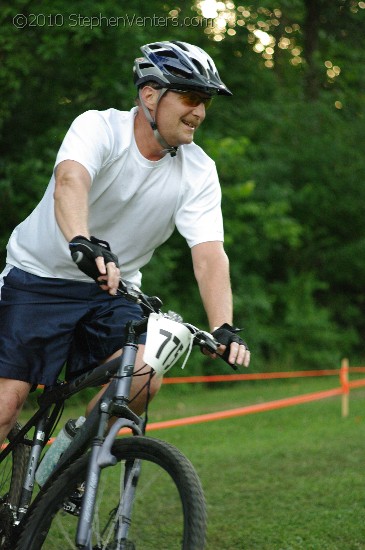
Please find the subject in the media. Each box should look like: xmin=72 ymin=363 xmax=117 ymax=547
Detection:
xmin=76 ymin=339 xmax=145 ymax=548
xmin=115 ymin=458 xmax=142 ymax=542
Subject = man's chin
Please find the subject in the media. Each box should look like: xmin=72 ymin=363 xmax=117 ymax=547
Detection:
xmin=177 ymin=135 xmax=194 ymax=146
xmin=160 ymin=131 xmax=195 ymax=149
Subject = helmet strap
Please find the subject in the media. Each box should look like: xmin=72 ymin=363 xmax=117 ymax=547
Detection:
xmin=138 ymin=88 xmax=178 ymax=157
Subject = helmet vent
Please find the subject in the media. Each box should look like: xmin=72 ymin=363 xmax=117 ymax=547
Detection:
xmin=172 ymin=40 xmax=189 ymax=52
xmin=191 ymin=59 xmax=205 ymax=76
xmin=167 ymin=66 xmax=192 ymax=79
xmin=158 ymin=49 xmax=178 ymax=60
xmin=139 ymin=62 xmax=154 ymax=70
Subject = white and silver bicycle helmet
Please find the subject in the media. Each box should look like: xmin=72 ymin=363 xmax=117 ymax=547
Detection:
xmin=134 ymin=40 xmax=232 ymax=96
xmin=133 ymin=41 xmax=232 ymax=155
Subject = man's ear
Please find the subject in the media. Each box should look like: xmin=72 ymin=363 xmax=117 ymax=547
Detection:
xmin=140 ymin=86 xmax=160 ymax=112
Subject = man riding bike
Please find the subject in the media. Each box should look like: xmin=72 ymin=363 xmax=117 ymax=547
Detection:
xmin=0 ymin=40 xmax=250 ymax=446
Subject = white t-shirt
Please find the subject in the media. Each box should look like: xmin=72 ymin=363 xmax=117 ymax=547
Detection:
xmin=6 ymin=107 xmax=224 ymax=287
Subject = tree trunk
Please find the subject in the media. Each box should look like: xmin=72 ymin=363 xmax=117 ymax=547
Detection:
xmin=303 ymin=0 xmax=321 ymax=100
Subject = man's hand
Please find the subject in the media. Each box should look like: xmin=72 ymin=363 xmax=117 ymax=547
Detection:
xmin=69 ymin=236 xmax=120 ymax=295
xmin=211 ymin=323 xmax=250 ymax=368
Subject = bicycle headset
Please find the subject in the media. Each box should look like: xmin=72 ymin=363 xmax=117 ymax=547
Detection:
xmin=133 ymin=40 xmax=232 ymax=156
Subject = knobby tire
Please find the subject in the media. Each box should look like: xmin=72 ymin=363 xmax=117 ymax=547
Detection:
xmin=0 ymin=423 xmax=31 ymax=550
xmin=15 ymin=436 xmax=207 ymax=550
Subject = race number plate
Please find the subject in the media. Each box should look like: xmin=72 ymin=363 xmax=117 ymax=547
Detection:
xmin=143 ymin=313 xmax=193 ymax=376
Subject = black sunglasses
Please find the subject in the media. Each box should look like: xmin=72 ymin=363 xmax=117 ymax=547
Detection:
xmin=169 ymin=89 xmax=213 ymax=109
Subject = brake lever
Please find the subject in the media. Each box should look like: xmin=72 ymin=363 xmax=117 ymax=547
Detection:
xmin=194 ymin=330 xmax=239 ymax=371
xmin=193 ymin=330 xmax=219 ymax=354
xmin=116 ymin=283 xmax=140 ymax=303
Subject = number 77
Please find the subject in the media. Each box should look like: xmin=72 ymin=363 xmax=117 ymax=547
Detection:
xmin=156 ymin=329 xmax=184 ymax=370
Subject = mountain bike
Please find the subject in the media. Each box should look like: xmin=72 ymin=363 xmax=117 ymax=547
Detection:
xmin=0 ymin=276 xmax=223 ymax=550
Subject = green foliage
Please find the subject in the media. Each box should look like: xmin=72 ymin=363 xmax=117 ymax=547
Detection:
xmin=1 ymin=0 xmax=364 ymax=370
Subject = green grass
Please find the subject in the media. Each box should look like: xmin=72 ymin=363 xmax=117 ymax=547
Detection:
xmin=148 ymin=379 xmax=365 ymax=550
xmin=21 ymin=376 xmax=365 ymax=549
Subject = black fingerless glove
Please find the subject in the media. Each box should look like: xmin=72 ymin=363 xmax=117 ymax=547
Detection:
xmin=212 ymin=323 xmax=249 ymax=365
xmin=69 ymin=235 xmax=119 ymax=281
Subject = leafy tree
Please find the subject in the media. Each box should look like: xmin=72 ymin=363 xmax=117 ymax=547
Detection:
xmin=1 ymin=0 xmax=364 ymax=370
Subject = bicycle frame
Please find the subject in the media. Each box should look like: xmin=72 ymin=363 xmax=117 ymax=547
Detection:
xmin=75 ymin=317 xmax=148 ymax=548
xmin=1 ymin=280 xmax=220 ymax=549
xmin=0 ymin=317 xmax=150 ymax=544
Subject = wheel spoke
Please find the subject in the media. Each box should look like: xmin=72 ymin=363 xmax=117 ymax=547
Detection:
xmin=15 ymin=437 xmax=207 ymax=550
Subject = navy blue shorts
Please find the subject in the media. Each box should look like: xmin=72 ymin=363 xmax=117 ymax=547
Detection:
xmin=0 ymin=266 xmax=146 ymax=386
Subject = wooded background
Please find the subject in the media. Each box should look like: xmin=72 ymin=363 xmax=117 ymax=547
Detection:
xmin=1 ymin=0 xmax=364 ymax=371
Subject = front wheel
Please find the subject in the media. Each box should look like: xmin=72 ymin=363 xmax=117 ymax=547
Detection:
xmin=15 ymin=436 xmax=207 ymax=550
xmin=0 ymin=423 xmax=30 ymax=550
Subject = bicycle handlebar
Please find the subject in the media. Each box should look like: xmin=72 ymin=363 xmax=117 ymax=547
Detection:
xmin=72 ymin=251 xmax=227 ymax=362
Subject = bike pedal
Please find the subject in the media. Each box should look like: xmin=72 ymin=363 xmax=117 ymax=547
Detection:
xmin=63 ymin=483 xmax=85 ymax=516
xmin=63 ymin=499 xmax=81 ymax=516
